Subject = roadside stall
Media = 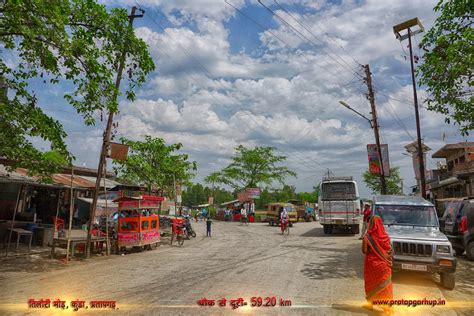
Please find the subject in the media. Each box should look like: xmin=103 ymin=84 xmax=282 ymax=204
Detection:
xmin=114 ymin=195 xmax=164 ymax=253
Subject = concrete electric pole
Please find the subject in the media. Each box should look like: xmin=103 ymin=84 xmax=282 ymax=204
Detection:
xmin=363 ymin=64 xmax=387 ymax=195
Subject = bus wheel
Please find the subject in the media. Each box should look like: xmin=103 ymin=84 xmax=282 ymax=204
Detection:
xmin=323 ymin=225 xmax=330 ymax=234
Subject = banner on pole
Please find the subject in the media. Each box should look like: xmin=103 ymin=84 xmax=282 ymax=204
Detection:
xmin=367 ymin=144 xmax=390 ymax=176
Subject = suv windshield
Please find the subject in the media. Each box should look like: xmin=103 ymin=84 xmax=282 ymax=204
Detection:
xmin=374 ymin=205 xmax=438 ymax=227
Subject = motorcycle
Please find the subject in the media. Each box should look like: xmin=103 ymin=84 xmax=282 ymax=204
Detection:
xmin=184 ymin=219 xmax=197 ymax=239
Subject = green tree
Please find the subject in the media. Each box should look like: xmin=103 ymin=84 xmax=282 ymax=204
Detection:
xmin=208 ymin=145 xmax=296 ymax=190
xmin=113 ymin=136 xmax=197 ymax=194
xmin=362 ymin=167 xmax=402 ymax=195
xmin=0 ymin=0 xmax=155 ymax=179
xmin=418 ymin=0 xmax=473 ymax=135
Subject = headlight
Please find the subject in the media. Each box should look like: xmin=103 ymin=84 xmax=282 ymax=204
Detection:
xmin=436 ymin=245 xmax=451 ymax=253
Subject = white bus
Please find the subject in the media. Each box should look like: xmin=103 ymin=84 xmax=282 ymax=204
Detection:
xmin=318 ymin=176 xmax=361 ymax=234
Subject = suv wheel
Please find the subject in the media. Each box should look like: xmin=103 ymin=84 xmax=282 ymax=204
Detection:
xmin=454 ymin=247 xmax=464 ymax=256
xmin=440 ymin=272 xmax=455 ymax=290
xmin=467 ymin=241 xmax=474 ymax=261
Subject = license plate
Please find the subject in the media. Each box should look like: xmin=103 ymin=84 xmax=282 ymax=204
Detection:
xmin=335 ymin=220 xmax=343 ymax=224
xmin=401 ymin=263 xmax=427 ymax=271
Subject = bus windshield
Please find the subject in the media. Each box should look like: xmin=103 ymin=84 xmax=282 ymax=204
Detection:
xmin=321 ymin=182 xmax=356 ymax=200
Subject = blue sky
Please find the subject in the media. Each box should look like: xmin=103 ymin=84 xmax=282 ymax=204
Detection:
xmin=14 ymin=0 xmax=471 ymax=198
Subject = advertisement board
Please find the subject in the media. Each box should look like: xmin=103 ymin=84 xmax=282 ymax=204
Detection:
xmin=367 ymin=144 xmax=390 ymax=176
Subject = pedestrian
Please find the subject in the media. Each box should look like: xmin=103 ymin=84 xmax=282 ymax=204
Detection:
xmin=362 ymin=215 xmax=393 ymax=314
xmin=194 ymin=211 xmax=198 ymax=223
xmin=359 ymin=204 xmax=371 ymax=239
xmin=206 ymin=216 xmax=212 ymax=237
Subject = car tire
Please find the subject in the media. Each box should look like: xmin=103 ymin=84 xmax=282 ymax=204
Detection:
xmin=467 ymin=241 xmax=474 ymax=261
xmin=440 ymin=272 xmax=455 ymax=290
xmin=454 ymin=247 xmax=464 ymax=256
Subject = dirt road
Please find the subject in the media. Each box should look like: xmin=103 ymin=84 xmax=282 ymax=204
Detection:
xmin=1 ymin=221 xmax=473 ymax=315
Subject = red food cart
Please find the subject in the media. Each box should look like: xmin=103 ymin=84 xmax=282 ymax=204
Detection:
xmin=113 ymin=195 xmax=164 ymax=252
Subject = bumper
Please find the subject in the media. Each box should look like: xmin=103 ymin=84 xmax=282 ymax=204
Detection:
xmin=393 ymin=257 xmax=457 ymax=274
xmin=319 ymin=219 xmax=360 ymax=225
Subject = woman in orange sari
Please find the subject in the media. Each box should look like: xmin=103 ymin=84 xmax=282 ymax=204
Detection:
xmin=362 ymin=215 xmax=393 ymax=313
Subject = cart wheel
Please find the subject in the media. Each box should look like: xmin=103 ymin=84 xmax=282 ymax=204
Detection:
xmin=177 ymin=235 xmax=184 ymax=246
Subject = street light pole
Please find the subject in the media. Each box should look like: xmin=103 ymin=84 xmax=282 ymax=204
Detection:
xmin=363 ymin=64 xmax=387 ymax=195
xmin=393 ymin=18 xmax=426 ymax=198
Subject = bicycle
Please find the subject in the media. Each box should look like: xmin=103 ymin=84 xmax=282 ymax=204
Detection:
xmin=281 ymin=220 xmax=290 ymax=235
xmin=170 ymin=224 xmax=185 ymax=246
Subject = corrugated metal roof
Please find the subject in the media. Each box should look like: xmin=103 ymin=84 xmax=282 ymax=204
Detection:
xmin=52 ymin=173 xmax=96 ymax=188
xmin=0 ymin=165 xmax=37 ymax=184
xmin=79 ymin=176 xmax=121 ymax=189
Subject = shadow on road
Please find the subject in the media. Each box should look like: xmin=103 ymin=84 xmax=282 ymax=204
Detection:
xmin=0 ymin=254 xmax=67 ymax=273
xmin=300 ymin=227 xmax=358 ymax=238
xmin=300 ymin=245 xmax=364 ymax=281
xmin=331 ymin=303 xmax=384 ymax=315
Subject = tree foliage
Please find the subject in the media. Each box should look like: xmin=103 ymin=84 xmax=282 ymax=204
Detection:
xmin=255 ymin=185 xmax=319 ymax=209
xmin=418 ymin=0 xmax=473 ymax=135
xmin=362 ymin=167 xmax=402 ymax=195
xmin=0 ymin=0 xmax=155 ymax=179
xmin=113 ymin=136 xmax=197 ymax=194
xmin=182 ymin=183 xmax=234 ymax=207
xmin=209 ymin=145 xmax=296 ymax=190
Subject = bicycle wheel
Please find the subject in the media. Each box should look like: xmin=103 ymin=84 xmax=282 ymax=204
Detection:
xmin=191 ymin=231 xmax=196 ymax=238
xmin=177 ymin=235 xmax=184 ymax=246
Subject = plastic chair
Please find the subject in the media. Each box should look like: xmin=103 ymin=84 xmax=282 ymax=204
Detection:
xmin=51 ymin=216 xmax=65 ymax=231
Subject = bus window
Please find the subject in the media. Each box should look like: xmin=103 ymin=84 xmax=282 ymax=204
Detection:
xmin=322 ymin=182 xmax=356 ymax=200
xmin=142 ymin=220 xmax=150 ymax=230
xmin=151 ymin=220 xmax=158 ymax=229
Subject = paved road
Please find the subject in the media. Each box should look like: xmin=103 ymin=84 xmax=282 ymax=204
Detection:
xmin=1 ymin=221 xmax=473 ymax=315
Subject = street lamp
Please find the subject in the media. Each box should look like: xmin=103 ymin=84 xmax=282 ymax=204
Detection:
xmin=339 ymin=100 xmax=387 ymax=194
xmin=339 ymin=101 xmax=373 ymax=128
xmin=393 ymin=17 xmax=427 ymax=198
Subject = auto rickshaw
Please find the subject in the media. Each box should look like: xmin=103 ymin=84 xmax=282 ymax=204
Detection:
xmin=113 ymin=195 xmax=164 ymax=253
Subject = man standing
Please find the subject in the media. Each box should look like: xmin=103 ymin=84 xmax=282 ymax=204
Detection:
xmin=359 ymin=204 xmax=371 ymax=239
xmin=206 ymin=216 xmax=212 ymax=237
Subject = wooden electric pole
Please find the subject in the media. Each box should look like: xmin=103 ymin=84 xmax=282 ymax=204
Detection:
xmin=364 ymin=64 xmax=387 ymax=195
xmin=86 ymin=6 xmax=144 ymax=258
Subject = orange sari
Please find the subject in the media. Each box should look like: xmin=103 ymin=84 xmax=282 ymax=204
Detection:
xmin=363 ymin=215 xmax=393 ymax=303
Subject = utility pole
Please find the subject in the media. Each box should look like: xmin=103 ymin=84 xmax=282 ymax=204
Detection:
xmin=407 ymin=28 xmax=426 ymax=199
xmin=393 ymin=18 xmax=426 ymax=198
xmin=86 ymin=6 xmax=144 ymax=258
xmin=364 ymin=64 xmax=387 ymax=195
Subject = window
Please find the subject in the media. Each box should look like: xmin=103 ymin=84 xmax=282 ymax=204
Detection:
xmin=374 ymin=205 xmax=438 ymax=227
xmin=321 ymin=182 xmax=356 ymax=200
xmin=151 ymin=220 xmax=158 ymax=229
xmin=120 ymin=220 xmax=137 ymax=231
xmin=141 ymin=220 xmax=149 ymax=230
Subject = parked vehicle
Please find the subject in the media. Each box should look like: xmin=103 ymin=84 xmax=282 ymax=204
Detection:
xmin=287 ymin=200 xmax=316 ymax=222
xmin=318 ymin=176 xmax=361 ymax=234
xmin=372 ymin=195 xmax=457 ymax=290
xmin=439 ymin=197 xmax=474 ymax=260
xmin=113 ymin=195 xmax=163 ymax=253
xmin=184 ymin=219 xmax=197 ymax=239
xmin=265 ymin=203 xmax=297 ymax=227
